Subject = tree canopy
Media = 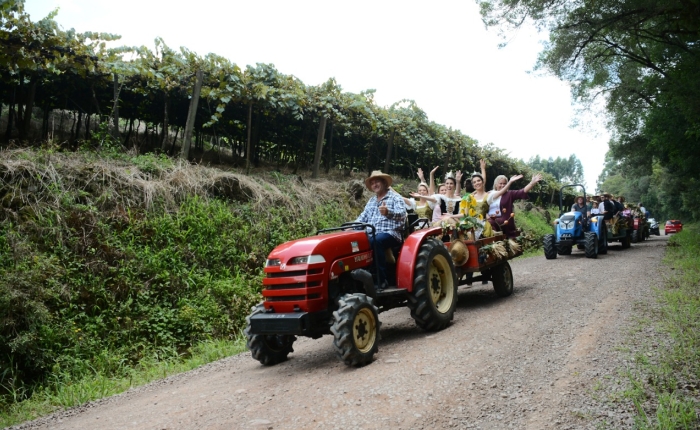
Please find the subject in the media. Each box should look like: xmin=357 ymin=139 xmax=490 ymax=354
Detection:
xmin=479 ymin=0 xmax=700 ymax=220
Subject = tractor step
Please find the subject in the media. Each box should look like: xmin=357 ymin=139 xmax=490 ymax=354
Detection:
xmin=375 ymin=287 xmax=408 ymax=297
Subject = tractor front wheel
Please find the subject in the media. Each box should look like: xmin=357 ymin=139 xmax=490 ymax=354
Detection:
xmin=408 ymin=237 xmax=458 ymax=331
xmin=331 ymin=294 xmax=380 ymax=366
xmin=543 ymin=234 xmax=557 ymax=259
xmin=492 ymin=261 xmax=514 ymax=297
xmin=631 ymin=229 xmax=639 ymax=243
xmin=584 ymin=232 xmax=598 ymax=259
xmin=245 ymin=305 xmax=296 ymax=366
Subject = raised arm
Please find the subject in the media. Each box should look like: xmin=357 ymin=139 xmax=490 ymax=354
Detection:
xmin=522 ymin=173 xmax=543 ymax=193
xmin=410 ymin=192 xmax=438 ymax=203
xmin=428 ymin=165 xmax=439 ymax=195
xmin=455 ymin=170 xmax=463 ymax=195
xmin=489 ymin=174 xmax=522 ymax=202
xmin=480 ymin=159 xmax=487 ymax=189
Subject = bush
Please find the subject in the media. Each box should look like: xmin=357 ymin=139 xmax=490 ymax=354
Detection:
xmin=0 ymin=148 xmax=356 ymax=410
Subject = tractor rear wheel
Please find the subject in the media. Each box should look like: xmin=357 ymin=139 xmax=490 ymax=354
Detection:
xmin=543 ymin=234 xmax=557 ymax=259
xmin=245 ymin=304 xmax=296 ymax=365
xmin=408 ymin=237 xmax=458 ymax=331
xmin=598 ymin=228 xmax=608 ymax=254
xmin=492 ymin=261 xmax=514 ymax=297
xmin=331 ymin=294 xmax=380 ymax=366
xmin=584 ymin=232 xmax=598 ymax=258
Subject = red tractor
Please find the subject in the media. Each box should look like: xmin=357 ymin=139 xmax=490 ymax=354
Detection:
xmin=244 ymin=219 xmax=518 ymax=367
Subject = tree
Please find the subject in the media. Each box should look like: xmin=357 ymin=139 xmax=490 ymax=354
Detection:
xmin=479 ymin=0 xmax=700 ymax=219
xmin=526 ymin=154 xmax=584 ymax=185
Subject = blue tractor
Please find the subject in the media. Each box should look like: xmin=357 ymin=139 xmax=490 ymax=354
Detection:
xmin=543 ymin=185 xmax=608 ymax=259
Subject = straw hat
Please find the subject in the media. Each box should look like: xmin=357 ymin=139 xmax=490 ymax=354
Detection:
xmin=449 ymin=240 xmax=469 ymax=266
xmin=364 ymin=170 xmax=393 ymax=190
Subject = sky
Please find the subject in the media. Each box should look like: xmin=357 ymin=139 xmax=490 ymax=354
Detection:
xmin=26 ymin=0 xmax=610 ymax=189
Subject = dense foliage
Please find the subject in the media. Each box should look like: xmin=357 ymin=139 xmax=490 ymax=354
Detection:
xmin=479 ymin=0 xmax=700 ymax=222
xmin=0 ymin=147 xmax=356 ymax=411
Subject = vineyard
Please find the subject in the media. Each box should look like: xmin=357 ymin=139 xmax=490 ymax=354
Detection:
xmin=0 ymin=0 xmax=555 ymax=186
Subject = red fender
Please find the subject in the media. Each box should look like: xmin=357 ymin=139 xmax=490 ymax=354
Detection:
xmin=395 ymin=227 xmax=444 ymax=292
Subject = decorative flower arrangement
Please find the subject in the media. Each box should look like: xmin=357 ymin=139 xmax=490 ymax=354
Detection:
xmin=450 ymin=193 xmax=488 ymax=240
xmin=477 ymin=236 xmax=524 ymax=263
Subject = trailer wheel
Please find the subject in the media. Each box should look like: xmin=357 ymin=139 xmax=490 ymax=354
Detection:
xmin=408 ymin=237 xmax=458 ymax=331
xmin=331 ymin=294 xmax=380 ymax=366
xmin=492 ymin=261 xmax=514 ymax=297
xmin=543 ymin=234 xmax=557 ymax=259
xmin=245 ymin=304 xmax=296 ymax=365
xmin=621 ymin=231 xmax=631 ymax=249
xmin=584 ymin=232 xmax=598 ymax=259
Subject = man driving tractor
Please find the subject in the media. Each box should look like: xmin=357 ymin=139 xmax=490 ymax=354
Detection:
xmin=355 ymin=170 xmax=406 ymax=289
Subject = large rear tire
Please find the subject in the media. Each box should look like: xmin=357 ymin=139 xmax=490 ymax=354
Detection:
xmin=408 ymin=237 xmax=458 ymax=331
xmin=584 ymin=232 xmax=598 ymax=259
xmin=598 ymin=228 xmax=608 ymax=254
xmin=245 ymin=304 xmax=297 ymax=365
xmin=543 ymin=234 xmax=557 ymax=259
xmin=492 ymin=261 xmax=514 ymax=297
xmin=331 ymin=294 xmax=380 ymax=366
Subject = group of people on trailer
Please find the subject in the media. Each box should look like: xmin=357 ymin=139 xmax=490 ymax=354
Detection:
xmin=570 ymin=193 xmax=650 ymax=228
xmin=354 ymin=160 xmax=543 ymax=288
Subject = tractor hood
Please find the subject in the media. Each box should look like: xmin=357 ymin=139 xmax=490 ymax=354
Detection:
xmin=265 ymin=230 xmax=371 ymax=269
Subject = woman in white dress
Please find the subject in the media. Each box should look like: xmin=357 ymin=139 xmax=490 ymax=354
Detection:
xmin=431 ymin=171 xmax=464 ymax=224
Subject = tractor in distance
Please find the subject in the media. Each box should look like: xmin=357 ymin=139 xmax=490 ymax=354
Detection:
xmin=544 ymin=184 xmax=616 ymax=259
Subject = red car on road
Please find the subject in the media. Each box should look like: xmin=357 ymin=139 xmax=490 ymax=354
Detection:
xmin=665 ymin=220 xmax=683 ymax=235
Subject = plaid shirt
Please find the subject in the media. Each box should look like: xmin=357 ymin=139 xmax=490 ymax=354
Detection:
xmin=355 ymin=190 xmax=406 ymax=241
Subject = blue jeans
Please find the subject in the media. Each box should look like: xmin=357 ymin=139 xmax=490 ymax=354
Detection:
xmin=370 ymin=233 xmax=401 ymax=286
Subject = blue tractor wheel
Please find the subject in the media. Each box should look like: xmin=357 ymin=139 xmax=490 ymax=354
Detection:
xmin=584 ymin=232 xmax=598 ymax=259
xmin=543 ymin=234 xmax=557 ymax=260
xmin=598 ymin=227 xmax=608 ymax=255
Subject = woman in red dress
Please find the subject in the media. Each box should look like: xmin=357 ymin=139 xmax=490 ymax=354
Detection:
xmin=486 ymin=173 xmax=543 ymax=238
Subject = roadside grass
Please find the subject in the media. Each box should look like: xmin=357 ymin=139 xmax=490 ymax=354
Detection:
xmin=0 ymin=336 xmax=247 ymax=427
xmin=622 ymin=225 xmax=700 ymax=429
xmin=515 ymin=204 xmax=558 ymax=258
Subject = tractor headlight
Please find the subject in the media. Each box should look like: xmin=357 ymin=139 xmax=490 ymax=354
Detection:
xmin=266 ymin=258 xmax=281 ymax=267
xmin=591 ymin=217 xmax=598 ymax=223
xmin=288 ymin=255 xmax=326 ymax=265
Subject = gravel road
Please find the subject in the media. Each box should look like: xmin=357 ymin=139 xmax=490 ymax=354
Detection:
xmin=13 ymin=235 xmax=669 ymax=430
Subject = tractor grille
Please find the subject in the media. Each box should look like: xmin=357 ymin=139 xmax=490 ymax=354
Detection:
xmin=267 ymin=270 xmax=307 ymax=278
xmin=262 ymin=268 xmax=326 ymax=312
xmin=266 ymin=294 xmax=321 ymax=302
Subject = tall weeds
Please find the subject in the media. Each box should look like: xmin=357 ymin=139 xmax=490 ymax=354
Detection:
xmin=0 ymin=148 xmax=360 ymax=421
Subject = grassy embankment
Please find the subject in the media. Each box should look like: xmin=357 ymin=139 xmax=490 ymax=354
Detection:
xmin=0 ymin=148 xmax=555 ymax=427
xmin=586 ymin=226 xmax=700 ymax=428
xmin=622 ymin=226 xmax=700 ymax=428
xmin=0 ymin=147 xmax=362 ymax=426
